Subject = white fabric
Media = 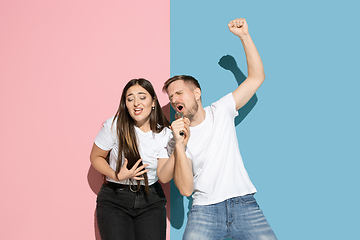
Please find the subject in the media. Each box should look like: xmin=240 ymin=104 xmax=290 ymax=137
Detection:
xmin=94 ymin=116 xmax=172 ymax=185
xmin=186 ymin=93 xmax=257 ymax=206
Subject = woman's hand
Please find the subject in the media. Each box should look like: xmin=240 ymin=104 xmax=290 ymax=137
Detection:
xmin=117 ymin=158 xmax=149 ymax=181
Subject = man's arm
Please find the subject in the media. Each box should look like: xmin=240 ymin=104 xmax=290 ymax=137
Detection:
xmin=229 ymin=18 xmax=265 ymax=111
xmin=171 ymin=117 xmax=193 ymax=197
xmin=173 ymin=142 xmax=193 ymax=197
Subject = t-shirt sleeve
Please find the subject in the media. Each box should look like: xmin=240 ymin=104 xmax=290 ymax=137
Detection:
xmin=94 ymin=117 xmax=117 ymax=151
xmin=212 ymin=93 xmax=238 ymax=119
xmin=157 ymin=128 xmax=173 ymax=159
xmin=165 ymin=132 xmax=175 ymax=158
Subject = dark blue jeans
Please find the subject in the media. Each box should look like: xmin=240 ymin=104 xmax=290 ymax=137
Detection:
xmin=96 ymin=181 xmax=167 ymax=240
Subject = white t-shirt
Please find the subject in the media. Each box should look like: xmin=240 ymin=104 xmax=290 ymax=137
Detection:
xmin=186 ymin=93 xmax=257 ymax=206
xmin=94 ymin=116 xmax=172 ymax=185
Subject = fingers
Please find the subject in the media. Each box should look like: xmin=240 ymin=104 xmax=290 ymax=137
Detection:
xmin=183 ymin=121 xmax=191 ymax=145
xmin=228 ymin=18 xmax=245 ymax=28
xmin=133 ymin=164 xmax=149 ymax=174
xmin=171 ymin=119 xmax=185 ymax=138
xmin=183 ymin=120 xmax=190 ymax=136
xmin=228 ymin=18 xmax=249 ymax=37
xmin=116 ymin=158 xmax=149 ymax=182
xmin=237 ymin=18 xmax=244 ymax=28
xmin=132 ymin=176 xmax=145 ymax=181
xmin=183 ymin=117 xmax=190 ymax=134
xmin=131 ymin=158 xmax=149 ymax=175
xmin=121 ymin=158 xmax=128 ymax=169
xmin=134 ymin=169 xmax=149 ymax=178
xmin=131 ymin=162 xmax=149 ymax=181
xmin=183 ymin=117 xmax=190 ymax=126
xmin=132 ymin=158 xmax=144 ymax=169
xmin=172 ymin=118 xmax=189 ymax=135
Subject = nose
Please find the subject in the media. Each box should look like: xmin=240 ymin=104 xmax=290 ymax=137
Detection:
xmin=134 ymin=97 xmax=140 ymax=106
xmin=171 ymin=95 xmax=178 ymax=104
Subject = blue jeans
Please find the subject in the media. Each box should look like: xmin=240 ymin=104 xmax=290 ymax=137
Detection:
xmin=96 ymin=181 xmax=167 ymax=240
xmin=183 ymin=194 xmax=277 ymax=240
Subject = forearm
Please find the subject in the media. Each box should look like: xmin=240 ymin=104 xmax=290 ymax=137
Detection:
xmin=90 ymin=156 xmax=118 ymax=181
xmin=174 ymin=143 xmax=194 ymax=196
xmin=231 ymin=27 xmax=266 ymax=110
xmin=157 ymin=154 xmax=175 ymax=183
xmin=240 ymin=34 xmax=265 ymax=82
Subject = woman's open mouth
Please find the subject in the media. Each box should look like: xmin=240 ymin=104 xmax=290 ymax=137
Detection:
xmin=134 ymin=108 xmax=143 ymax=115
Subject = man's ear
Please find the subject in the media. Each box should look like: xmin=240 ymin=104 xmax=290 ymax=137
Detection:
xmin=194 ymin=88 xmax=201 ymax=101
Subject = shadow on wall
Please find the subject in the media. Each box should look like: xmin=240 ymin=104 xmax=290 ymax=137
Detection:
xmin=87 ymin=103 xmax=172 ymax=240
xmin=170 ymin=180 xmax=193 ymax=229
xmin=87 ymin=166 xmax=102 ymax=239
xmin=170 ymin=55 xmax=258 ymax=231
xmin=218 ymin=55 xmax=258 ymax=126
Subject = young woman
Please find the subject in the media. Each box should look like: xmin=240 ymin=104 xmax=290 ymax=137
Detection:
xmin=90 ymin=78 xmax=175 ymax=240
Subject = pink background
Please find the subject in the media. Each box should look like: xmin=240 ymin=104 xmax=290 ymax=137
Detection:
xmin=0 ymin=1 xmax=170 ymax=239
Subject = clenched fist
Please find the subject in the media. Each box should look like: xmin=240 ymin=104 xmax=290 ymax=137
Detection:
xmin=228 ymin=18 xmax=249 ymax=38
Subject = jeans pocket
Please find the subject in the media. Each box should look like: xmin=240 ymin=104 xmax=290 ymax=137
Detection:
xmin=150 ymin=182 xmax=166 ymax=198
xmin=189 ymin=204 xmax=199 ymax=214
xmin=238 ymin=194 xmax=256 ymax=204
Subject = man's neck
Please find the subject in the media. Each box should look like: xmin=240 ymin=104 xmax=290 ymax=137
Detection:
xmin=189 ymin=107 xmax=206 ymax=127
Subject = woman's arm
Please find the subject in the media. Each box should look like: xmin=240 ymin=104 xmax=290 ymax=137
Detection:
xmin=157 ymin=155 xmax=174 ymax=184
xmin=90 ymin=143 xmax=148 ymax=181
xmin=90 ymin=143 xmax=118 ymax=181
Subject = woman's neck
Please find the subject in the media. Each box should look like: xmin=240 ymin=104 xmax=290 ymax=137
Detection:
xmin=136 ymin=120 xmax=151 ymax=133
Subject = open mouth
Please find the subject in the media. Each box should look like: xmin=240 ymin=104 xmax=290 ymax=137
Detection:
xmin=176 ymin=105 xmax=183 ymax=112
xmin=134 ymin=108 xmax=143 ymax=115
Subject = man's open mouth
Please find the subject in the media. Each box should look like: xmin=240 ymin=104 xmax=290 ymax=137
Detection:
xmin=177 ymin=105 xmax=183 ymax=112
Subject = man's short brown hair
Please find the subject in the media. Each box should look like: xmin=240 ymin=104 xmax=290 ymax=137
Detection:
xmin=162 ymin=75 xmax=201 ymax=93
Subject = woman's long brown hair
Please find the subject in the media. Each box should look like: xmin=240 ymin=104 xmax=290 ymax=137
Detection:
xmin=112 ymin=78 xmax=170 ymax=193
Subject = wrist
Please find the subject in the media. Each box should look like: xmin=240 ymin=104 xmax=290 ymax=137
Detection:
xmin=175 ymin=142 xmax=186 ymax=154
xmin=175 ymin=141 xmax=185 ymax=148
xmin=238 ymin=33 xmax=251 ymax=41
xmin=114 ymin=171 xmax=120 ymax=181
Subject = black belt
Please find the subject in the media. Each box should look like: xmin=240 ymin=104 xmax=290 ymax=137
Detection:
xmin=105 ymin=181 xmax=158 ymax=192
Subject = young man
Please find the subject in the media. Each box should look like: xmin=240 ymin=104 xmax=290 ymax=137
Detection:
xmin=163 ymin=18 xmax=277 ymax=240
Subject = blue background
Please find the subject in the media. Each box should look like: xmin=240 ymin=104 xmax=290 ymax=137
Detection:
xmin=169 ymin=0 xmax=360 ymax=239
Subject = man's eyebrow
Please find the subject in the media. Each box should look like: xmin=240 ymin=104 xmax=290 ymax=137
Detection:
xmin=170 ymin=90 xmax=184 ymax=98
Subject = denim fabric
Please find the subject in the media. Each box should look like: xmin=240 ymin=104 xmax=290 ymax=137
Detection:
xmin=182 ymin=194 xmax=277 ymax=240
xmin=96 ymin=181 xmax=167 ymax=240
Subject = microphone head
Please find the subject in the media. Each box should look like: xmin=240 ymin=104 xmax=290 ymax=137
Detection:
xmin=175 ymin=112 xmax=183 ymax=120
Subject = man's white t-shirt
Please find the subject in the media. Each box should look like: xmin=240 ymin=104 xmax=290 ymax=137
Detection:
xmin=94 ymin=116 xmax=172 ymax=186
xmin=186 ymin=93 xmax=257 ymax=206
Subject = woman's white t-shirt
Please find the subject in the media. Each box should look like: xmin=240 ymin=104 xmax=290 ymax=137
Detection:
xmin=94 ymin=116 xmax=172 ymax=185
